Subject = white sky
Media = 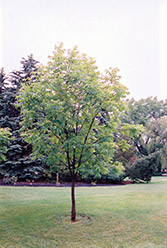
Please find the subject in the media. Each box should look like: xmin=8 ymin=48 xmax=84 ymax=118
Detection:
xmin=0 ymin=0 xmax=167 ymax=100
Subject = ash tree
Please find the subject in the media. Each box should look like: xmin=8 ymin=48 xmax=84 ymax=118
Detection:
xmin=18 ymin=43 xmax=128 ymax=221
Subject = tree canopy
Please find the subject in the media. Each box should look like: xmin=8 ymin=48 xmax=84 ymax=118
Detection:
xmin=123 ymin=97 xmax=167 ymax=126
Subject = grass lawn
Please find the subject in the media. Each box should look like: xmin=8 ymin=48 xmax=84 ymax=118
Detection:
xmin=0 ymin=177 xmax=167 ymax=248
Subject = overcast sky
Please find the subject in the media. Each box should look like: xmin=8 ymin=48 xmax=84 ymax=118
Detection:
xmin=0 ymin=0 xmax=167 ymax=100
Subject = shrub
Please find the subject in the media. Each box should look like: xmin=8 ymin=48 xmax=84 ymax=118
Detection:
xmin=80 ymin=162 xmax=125 ymax=184
xmin=126 ymin=153 xmax=157 ymax=183
xmin=3 ymin=174 xmax=18 ymax=185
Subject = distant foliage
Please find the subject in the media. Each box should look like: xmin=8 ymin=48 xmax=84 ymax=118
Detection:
xmin=123 ymin=97 xmax=167 ymax=126
xmin=0 ymin=56 xmax=50 ymax=181
xmin=1 ymin=51 xmax=167 ymax=186
xmin=0 ymin=128 xmax=11 ymax=162
xmin=2 ymin=174 xmax=18 ymax=185
xmin=121 ymin=97 xmax=167 ymax=178
xmin=80 ymin=162 xmax=125 ymax=183
xmin=126 ymin=153 xmax=158 ymax=183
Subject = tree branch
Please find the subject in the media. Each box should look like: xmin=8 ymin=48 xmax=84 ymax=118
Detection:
xmin=82 ymin=152 xmax=95 ymax=164
xmin=55 ymin=134 xmax=64 ymax=145
xmin=64 ymin=121 xmax=71 ymax=167
xmin=78 ymin=112 xmax=99 ymax=168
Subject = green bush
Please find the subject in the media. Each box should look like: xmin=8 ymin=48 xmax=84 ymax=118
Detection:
xmin=3 ymin=174 xmax=18 ymax=185
xmin=80 ymin=162 xmax=125 ymax=184
xmin=126 ymin=153 xmax=157 ymax=183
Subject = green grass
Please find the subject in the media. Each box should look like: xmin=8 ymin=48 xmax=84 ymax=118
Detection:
xmin=0 ymin=177 xmax=167 ymax=248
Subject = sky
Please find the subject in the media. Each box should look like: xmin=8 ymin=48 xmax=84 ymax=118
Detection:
xmin=0 ymin=0 xmax=167 ymax=100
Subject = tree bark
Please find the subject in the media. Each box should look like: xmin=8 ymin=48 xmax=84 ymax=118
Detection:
xmin=56 ymin=172 xmax=59 ymax=186
xmin=71 ymin=176 xmax=76 ymax=222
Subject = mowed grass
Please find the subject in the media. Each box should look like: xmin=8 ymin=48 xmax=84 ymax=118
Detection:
xmin=0 ymin=178 xmax=167 ymax=248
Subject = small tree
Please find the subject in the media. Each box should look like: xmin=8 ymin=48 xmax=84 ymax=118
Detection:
xmin=18 ymin=43 xmax=128 ymax=221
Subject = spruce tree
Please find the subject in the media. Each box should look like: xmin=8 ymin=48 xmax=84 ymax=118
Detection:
xmin=0 ymin=56 xmax=50 ymax=182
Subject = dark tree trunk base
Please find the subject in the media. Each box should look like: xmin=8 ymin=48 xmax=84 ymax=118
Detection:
xmin=65 ymin=214 xmax=91 ymax=224
xmin=71 ymin=177 xmax=76 ymax=221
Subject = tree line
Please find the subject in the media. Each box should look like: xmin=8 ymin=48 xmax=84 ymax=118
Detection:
xmin=1 ymin=44 xmax=167 ymax=186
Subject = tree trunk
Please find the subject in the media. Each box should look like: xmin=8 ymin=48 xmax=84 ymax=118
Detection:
xmin=56 ymin=172 xmax=59 ymax=186
xmin=71 ymin=176 xmax=76 ymax=222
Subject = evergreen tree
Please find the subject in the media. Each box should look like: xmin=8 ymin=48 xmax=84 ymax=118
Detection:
xmin=0 ymin=68 xmax=6 ymax=93
xmin=0 ymin=56 xmax=50 ymax=182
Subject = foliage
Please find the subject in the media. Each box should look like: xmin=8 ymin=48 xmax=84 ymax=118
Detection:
xmin=2 ymin=174 xmax=18 ymax=185
xmin=144 ymin=116 xmax=167 ymax=173
xmin=113 ymin=123 xmax=144 ymax=175
xmin=121 ymin=97 xmax=167 ymax=178
xmin=18 ymin=43 xmax=128 ymax=220
xmin=122 ymin=97 xmax=167 ymax=156
xmin=82 ymin=162 xmax=125 ymax=184
xmin=123 ymin=97 xmax=167 ymax=126
xmin=80 ymin=161 xmax=125 ymax=183
xmin=0 ymin=128 xmax=11 ymax=162
xmin=0 ymin=57 xmax=50 ymax=181
xmin=126 ymin=152 xmax=158 ymax=183
xmin=18 ymin=44 xmax=128 ymax=174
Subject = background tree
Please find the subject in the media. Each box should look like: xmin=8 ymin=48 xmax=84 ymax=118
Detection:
xmin=123 ymin=97 xmax=167 ymax=126
xmin=122 ymin=97 xmax=167 ymax=180
xmin=0 ymin=56 xmax=50 ymax=181
xmin=144 ymin=116 xmax=167 ymax=173
xmin=125 ymin=152 xmax=158 ymax=183
xmin=123 ymin=98 xmax=167 ymax=155
xmin=113 ymin=123 xmax=143 ymax=168
xmin=18 ymin=44 xmax=129 ymax=221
